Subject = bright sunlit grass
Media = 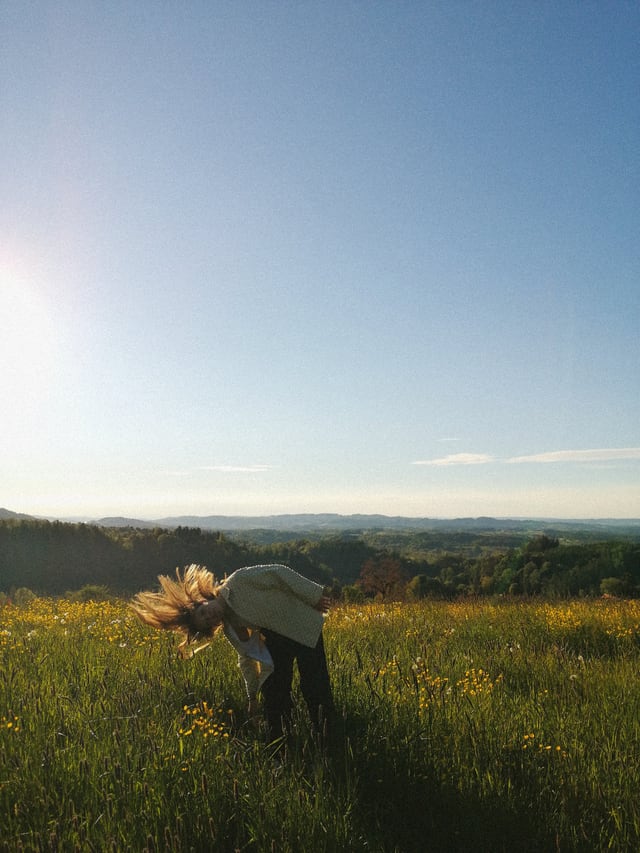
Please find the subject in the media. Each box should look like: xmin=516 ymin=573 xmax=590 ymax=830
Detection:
xmin=1 ymin=597 xmax=639 ymax=851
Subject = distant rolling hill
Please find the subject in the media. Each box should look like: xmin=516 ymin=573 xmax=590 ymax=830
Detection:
xmin=2 ymin=507 xmax=639 ymax=536
xmin=0 ymin=507 xmax=36 ymax=521
xmin=92 ymin=513 xmax=640 ymax=536
xmin=93 ymin=516 xmax=157 ymax=529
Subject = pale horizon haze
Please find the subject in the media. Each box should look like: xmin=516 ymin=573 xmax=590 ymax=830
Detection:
xmin=2 ymin=2 xmax=639 ymax=521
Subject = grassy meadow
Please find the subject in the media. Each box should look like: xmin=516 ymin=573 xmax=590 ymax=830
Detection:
xmin=1 ymin=596 xmax=640 ymax=852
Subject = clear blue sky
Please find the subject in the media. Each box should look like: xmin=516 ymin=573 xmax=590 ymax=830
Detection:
xmin=2 ymin=1 xmax=639 ymax=520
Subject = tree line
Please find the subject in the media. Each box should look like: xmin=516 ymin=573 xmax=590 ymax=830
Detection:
xmin=0 ymin=519 xmax=639 ymax=601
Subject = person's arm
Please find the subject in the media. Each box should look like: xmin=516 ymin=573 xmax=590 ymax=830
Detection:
xmin=237 ymin=653 xmax=261 ymax=701
xmin=237 ymin=654 xmax=267 ymax=726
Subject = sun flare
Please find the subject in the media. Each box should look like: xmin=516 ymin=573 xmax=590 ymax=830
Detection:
xmin=0 ymin=257 xmax=58 ymax=400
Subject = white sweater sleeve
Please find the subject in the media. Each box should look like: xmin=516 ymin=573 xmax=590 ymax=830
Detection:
xmin=223 ymin=624 xmax=274 ymax=699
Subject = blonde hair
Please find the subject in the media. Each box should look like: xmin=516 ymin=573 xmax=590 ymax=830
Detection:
xmin=130 ymin=564 xmax=223 ymax=656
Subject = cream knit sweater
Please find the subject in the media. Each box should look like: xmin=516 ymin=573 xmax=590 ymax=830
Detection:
xmin=218 ymin=564 xmax=325 ymax=646
xmin=217 ymin=564 xmax=326 ymax=698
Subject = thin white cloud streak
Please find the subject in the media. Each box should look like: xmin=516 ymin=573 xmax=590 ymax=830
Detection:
xmin=413 ymin=448 xmax=640 ymax=467
xmin=506 ymin=448 xmax=640 ymax=464
xmin=199 ymin=465 xmax=274 ymax=473
xmin=413 ymin=453 xmax=495 ymax=467
xmin=159 ymin=465 xmax=275 ymax=476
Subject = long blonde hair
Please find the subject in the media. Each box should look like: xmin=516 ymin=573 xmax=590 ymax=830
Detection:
xmin=130 ymin=564 xmax=222 ymax=655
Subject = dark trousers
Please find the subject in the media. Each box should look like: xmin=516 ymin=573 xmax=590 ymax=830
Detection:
xmin=260 ymin=630 xmax=334 ymax=740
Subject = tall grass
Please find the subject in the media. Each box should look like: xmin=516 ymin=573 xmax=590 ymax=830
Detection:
xmin=1 ymin=597 xmax=639 ymax=851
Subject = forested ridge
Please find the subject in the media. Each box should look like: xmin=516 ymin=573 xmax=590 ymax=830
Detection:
xmin=1 ymin=518 xmax=639 ymax=599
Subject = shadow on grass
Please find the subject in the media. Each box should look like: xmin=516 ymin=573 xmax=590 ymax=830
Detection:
xmin=335 ymin=712 xmax=555 ymax=853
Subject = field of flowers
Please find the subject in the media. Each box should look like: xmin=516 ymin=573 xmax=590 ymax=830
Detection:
xmin=1 ymin=596 xmax=640 ymax=852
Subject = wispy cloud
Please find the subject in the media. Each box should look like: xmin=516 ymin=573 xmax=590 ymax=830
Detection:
xmin=199 ymin=464 xmax=274 ymax=473
xmin=413 ymin=453 xmax=495 ymax=467
xmin=506 ymin=448 xmax=640 ymax=464
xmin=413 ymin=448 xmax=640 ymax=467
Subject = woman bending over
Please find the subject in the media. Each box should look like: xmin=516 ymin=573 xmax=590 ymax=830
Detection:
xmin=131 ymin=563 xmax=334 ymax=741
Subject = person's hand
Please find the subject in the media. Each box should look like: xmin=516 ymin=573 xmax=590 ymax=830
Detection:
xmin=247 ymin=698 xmax=260 ymax=729
xmin=315 ymin=595 xmax=332 ymax=613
